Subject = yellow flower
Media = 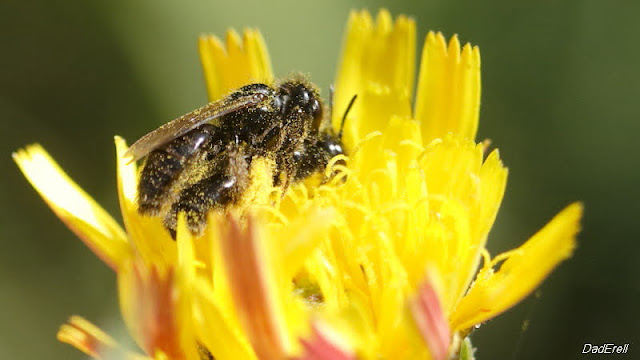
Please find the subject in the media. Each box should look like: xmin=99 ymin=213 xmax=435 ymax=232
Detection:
xmin=14 ymin=9 xmax=581 ymax=360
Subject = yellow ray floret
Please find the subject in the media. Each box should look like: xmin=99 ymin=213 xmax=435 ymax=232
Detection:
xmin=333 ymin=9 xmax=416 ymax=146
xmin=117 ymin=255 xmax=198 ymax=360
xmin=199 ymin=29 xmax=274 ymax=101
xmin=450 ymin=203 xmax=582 ymax=331
xmin=417 ymin=138 xmax=508 ymax=313
xmin=415 ymin=32 xmax=481 ymax=142
xmin=115 ymin=136 xmax=177 ymax=270
xmin=57 ymin=316 xmax=150 ymax=360
xmin=13 ymin=145 xmax=130 ymax=269
xmin=218 ymin=216 xmax=290 ymax=359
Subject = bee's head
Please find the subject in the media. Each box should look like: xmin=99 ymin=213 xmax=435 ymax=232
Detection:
xmin=320 ymin=132 xmax=344 ymax=159
xmin=277 ymin=81 xmax=324 ymax=131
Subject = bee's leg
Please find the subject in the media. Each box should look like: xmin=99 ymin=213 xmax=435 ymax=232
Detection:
xmin=273 ymin=169 xmax=292 ymax=197
xmin=163 ymin=144 xmax=249 ymax=238
xmin=137 ymin=126 xmax=218 ymax=215
xmin=272 ymin=106 xmax=308 ymax=190
xmin=137 ymin=151 xmax=184 ymax=215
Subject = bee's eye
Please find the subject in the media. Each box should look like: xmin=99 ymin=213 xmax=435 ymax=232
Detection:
xmin=288 ymin=84 xmax=308 ymax=102
xmin=278 ymin=82 xmax=323 ymax=130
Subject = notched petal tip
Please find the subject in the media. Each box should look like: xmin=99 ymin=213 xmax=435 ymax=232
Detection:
xmin=347 ymin=9 xmax=373 ymax=29
xmin=447 ymin=34 xmax=461 ymax=61
xmin=58 ymin=316 xmax=128 ymax=359
xmin=334 ymin=9 xmax=416 ymax=145
xmin=415 ymin=31 xmax=481 ymax=143
xmin=450 ymin=202 xmax=583 ymax=331
xmin=375 ymin=9 xmax=393 ymax=32
xmin=199 ymin=28 xmax=274 ymax=102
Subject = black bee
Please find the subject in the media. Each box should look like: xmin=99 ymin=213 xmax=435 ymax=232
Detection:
xmin=125 ymin=77 xmax=354 ymax=237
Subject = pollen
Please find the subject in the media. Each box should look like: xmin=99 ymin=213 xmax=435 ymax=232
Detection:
xmin=14 ymin=8 xmax=582 ymax=360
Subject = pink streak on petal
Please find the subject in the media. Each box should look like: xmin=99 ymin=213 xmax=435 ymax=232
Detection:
xmin=410 ymin=281 xmax=451 ymax=360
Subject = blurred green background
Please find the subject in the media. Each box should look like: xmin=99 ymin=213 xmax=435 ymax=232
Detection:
xmin=1 ymin=0 xmax=638 ymax=359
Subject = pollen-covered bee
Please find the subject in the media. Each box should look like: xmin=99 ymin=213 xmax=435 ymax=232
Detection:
xmin=125 ymin=77 xmax=354 ymax=237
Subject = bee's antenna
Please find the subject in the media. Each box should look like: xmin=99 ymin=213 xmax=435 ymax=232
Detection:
xmin=338 ymin=94 xmax=357 ymax=140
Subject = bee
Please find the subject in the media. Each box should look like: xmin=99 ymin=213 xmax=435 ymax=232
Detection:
xmin=125 ymin=77 xmax=355 ymax=238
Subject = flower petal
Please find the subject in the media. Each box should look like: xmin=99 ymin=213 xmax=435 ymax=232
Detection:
xmin=57 ymin=316 xmax=149 ymax=360
xmin=415 ymin=32 xmax=481 ymax=142
xmin=268 ymin=208 xmax=336 ymax=280
xmin=191 ymin=279 xmax=258 ymax=360
xmin=416 ymin=137 xmax=508 ymax=312
xmin=199 ymin=29 xmax=274 ymax=102
xmin=219 ymin=215 xmax=289 ymax=360
xmin=450 ymin=203 xmax=583 ymax=331
xmin=296 ymin=322 xmax=356 ymax=360
xmin=409 ymin=272 xmax=451 ymax=360
xmin=450 ymin=148 xmax=508 ymax=310
xmin=117 ymin=256 xmax=198 ymax=360
xmin=333 ymin=9 xmax=416 ymax=146
xmin=13 ymin=145 xmax=129 ymax=270
xmin=115 ymin=136 xmax=177 ymax=269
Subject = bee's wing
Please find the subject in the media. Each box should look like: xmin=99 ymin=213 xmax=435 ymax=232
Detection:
xmin=125 ymin=93 xmax=266 ymax=162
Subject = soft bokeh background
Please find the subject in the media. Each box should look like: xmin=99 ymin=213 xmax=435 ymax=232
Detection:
xmin=1 ymin=0 xmax=638 ymax=359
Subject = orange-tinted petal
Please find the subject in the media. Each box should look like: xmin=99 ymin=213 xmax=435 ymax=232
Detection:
xmin=296 ymin=322 xmax=356 ymax=360
xmin=57 ymin=316 xmax=149 ymax=360
xmin=409 ymin=272 xmax=451 ymax=360
xmin=13 ymin=145 xmax=130 ymax=270
xmin=118 ymin=257 xmax=197 ymax=360
xmin=219 ymin=215 xmax=288 ymax=360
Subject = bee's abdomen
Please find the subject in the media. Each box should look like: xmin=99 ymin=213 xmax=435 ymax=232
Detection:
xmin=163 ymin=173 xmax=240 ymax=237
xmin=137 ymin=125 xmax=218 ymax=215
